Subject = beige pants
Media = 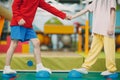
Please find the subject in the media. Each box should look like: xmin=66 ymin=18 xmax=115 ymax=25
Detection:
xmin=82 ymin=34 xmax=117 ymax=72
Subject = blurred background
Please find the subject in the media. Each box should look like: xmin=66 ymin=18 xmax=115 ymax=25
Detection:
xmin=0 ymin=0 xmax=120 ymax=72
xmin=0 ymin=0 xmax=120 ymax=53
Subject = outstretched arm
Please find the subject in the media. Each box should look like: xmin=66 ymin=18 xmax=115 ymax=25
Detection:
xmin=72 ymin=8 xmax=89 ymax=19
xmin=39 ymin=0 xmax=66 ymax=19
xmin=71 ymin=0 xmax=95 ymax=20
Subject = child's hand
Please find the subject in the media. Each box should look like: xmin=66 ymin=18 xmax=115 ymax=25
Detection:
xmin=107 ymin=26 xmax=114 ymax=36
xmin=65 ymin=14 xmax=72 ymax=20
xmin=18 ymin=18 xmax=26 ymax=26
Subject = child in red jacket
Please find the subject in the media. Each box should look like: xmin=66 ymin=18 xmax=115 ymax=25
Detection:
xmin=3 ymin=0 xmax=71 ymax=74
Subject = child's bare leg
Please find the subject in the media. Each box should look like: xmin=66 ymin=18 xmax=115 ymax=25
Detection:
xmin=5 ymin=40 xmax=18 ymax=65
xmin=30 ymin=38 xmax=42 ymax=64
xmin=30 ymin=38 xmax=51 ymax=73
xmin=3 ymin=40 xmax=18 ymax=74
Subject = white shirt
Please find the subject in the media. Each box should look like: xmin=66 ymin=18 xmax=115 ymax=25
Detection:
xmin=86 ymin=0 xmax=116 ymax=37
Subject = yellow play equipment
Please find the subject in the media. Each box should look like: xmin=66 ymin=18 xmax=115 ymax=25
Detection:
xmin=44 ymin=22 xmax=90 ymax=54
xmin=85 ymin=20 xmax=89 ymax=54
xmin=77 ymin=20 xmax=89 ymax=54
xmin=0 ymin=17 xmax=5 ymax=37
xmin=44 ymin=24 xmax=74 ymax=34
xmin=0 ymin=5 xmax=12 ymax=38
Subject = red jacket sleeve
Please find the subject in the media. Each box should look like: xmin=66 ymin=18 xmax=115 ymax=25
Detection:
xmin=12 ymin=0 xmax=22 ymax=22
xmin=39 ymin=0 xmax=66 ymax=19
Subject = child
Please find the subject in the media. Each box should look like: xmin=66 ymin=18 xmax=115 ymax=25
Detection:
xmin=3 ymin=0 xmax=71 ymax=74
xmin=70 ymin=0 xmax=117 ymax=76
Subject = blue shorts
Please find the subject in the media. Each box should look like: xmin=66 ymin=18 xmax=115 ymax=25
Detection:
xmin=10 ymin=26 xmax=37 ymax=42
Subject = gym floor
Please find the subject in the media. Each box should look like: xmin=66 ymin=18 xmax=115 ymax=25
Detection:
xmin=0 ymin=71 xmax=120 ymax=80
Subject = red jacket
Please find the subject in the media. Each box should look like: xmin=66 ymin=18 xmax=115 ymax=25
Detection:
xmin=10 ymin=0 xmax=66 ymax=28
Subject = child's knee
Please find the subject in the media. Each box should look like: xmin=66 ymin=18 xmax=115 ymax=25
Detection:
xmin=11 ymin=40 xmax=18 ymax=48
xmin=33 ymin=39 xmax=40 ymax=46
